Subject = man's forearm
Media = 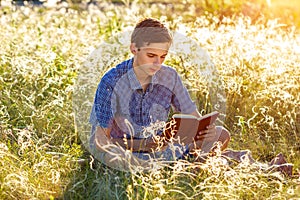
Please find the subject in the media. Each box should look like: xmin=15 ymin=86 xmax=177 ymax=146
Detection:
xmin=94 ymin=126 xmax=164 ymax=152
xmin=111 ymin=137 xmax=158 ymax=152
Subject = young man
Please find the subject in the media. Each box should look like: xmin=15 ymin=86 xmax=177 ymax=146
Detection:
xmin=89 ymin=18 xmax=230 ymax=167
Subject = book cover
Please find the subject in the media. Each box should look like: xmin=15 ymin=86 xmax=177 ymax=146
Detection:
xmin=163 ymin=111 xmax=220 ymax=144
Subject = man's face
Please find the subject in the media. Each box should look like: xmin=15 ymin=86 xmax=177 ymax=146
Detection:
xmin=132 ymin=42 xmax=170 ymax=77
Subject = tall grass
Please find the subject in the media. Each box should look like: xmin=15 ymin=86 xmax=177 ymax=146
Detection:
xmin=0 ymin=2 xmax=299 ymax=199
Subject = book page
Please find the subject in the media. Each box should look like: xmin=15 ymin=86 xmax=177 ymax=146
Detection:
xmin=172 ymin=114 xmax=198 ymax=119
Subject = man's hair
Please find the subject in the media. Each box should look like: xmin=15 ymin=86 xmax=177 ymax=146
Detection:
xmin=131 ymin=18 xmax=173 ymax=48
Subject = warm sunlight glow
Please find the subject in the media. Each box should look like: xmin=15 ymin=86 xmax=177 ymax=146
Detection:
xmin=1 ymin=1 xmax=299 ymax=199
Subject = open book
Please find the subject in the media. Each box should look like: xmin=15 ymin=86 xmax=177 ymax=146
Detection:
xmin=162 ymin=111 xmax=220 ymax=144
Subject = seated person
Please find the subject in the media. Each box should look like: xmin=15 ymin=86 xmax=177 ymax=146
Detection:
xmin=89 ymin=18 xmax=230 ymax=169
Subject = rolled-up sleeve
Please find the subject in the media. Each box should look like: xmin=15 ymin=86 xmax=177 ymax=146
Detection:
xmin=171 ymin=73 xmax=197 ymax=114
xmin=89 ymin=79 xmax=114 ymax=128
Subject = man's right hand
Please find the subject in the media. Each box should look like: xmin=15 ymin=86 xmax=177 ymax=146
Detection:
xmin=142 ymin=137 xmax=167 ymax=152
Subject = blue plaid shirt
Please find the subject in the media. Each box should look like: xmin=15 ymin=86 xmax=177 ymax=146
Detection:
xmin=90 ymin=58 xmax=197 ymax=139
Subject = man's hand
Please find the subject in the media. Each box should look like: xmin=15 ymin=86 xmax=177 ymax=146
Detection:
xmin=143 ymin=136 xmax=168 ymax=152
xmin=195 ymin=123 xmax=216 ymax=142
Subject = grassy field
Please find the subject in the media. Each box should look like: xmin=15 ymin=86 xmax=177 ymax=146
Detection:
xmin=0 ymin=1 xmax=300 ymax=199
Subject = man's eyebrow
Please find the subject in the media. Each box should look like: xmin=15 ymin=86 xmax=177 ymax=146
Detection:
xmin=147 ymin=52 xmax=168 ymax=56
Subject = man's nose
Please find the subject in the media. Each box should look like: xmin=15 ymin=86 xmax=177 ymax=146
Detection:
xmin=153 ymin=57 xmax=162 ymax=65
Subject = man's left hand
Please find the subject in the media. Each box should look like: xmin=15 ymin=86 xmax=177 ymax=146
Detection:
xmin=195 ymin=123 xmax=216 ymax=142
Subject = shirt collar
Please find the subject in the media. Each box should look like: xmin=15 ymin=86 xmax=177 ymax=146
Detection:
xmin=127 ymin=57 xmax=159 ymax=92
xmin=127 ymin=58 xmax=142 ymax=90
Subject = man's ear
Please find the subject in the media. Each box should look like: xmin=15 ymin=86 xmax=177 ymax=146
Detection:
xmin=130 ymin=43 xmax=137 ymax=54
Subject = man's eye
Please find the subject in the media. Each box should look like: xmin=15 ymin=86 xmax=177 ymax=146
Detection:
xmin=147 ymin=54 xmax=154 ymax=57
